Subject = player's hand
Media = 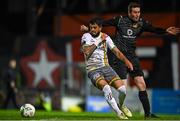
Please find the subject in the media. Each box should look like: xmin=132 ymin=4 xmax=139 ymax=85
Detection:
xmin=166 ymin=26 xmax=180 ymax=35
xmin=125 ymin=60 xmax=133 ymax=71
xmin=101 ymin=33 xmax=107 ymax=42
xmin=80 ymin=25 xmax=89 ymax=32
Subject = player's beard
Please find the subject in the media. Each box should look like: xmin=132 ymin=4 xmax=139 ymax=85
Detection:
xmin=133 ymin=17 xmax=139 ymax=22
xmin=91 ymin=32 xmax=100 ymax=38
xmin=129 ymin=15 xmax=140 ymax=22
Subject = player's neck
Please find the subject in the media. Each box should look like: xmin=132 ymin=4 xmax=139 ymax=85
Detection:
xmin=92 ymin=32 xmax=101 ymax=38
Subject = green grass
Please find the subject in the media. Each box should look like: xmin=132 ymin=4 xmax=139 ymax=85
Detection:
xmin=0 ymin=110 xmax=180 ymax=120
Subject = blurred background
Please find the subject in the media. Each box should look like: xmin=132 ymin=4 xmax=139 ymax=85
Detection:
xmin=0 ymin=0 xmax=179 ymax=114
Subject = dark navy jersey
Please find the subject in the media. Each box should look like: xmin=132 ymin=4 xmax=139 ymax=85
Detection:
xmin=2 ymin=67 xmax=16 ymax=90
xmin=102 ymin=15 xmax=166 ymax=52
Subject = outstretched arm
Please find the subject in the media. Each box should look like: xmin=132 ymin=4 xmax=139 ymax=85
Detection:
xmin=166 ymin=26 xmax=180 ymax=35
xmin=80 ymin=16 xmax=119 ymax=32
xmin=101 ymin=16 xmax=119 ymax=26
xmin=111 ymin=47 xmax=133 ymax=71
xmin=143 ymin=20 xmax=180 ymax=35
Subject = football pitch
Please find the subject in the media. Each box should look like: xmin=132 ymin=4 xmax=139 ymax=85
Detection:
xmin=0 ymin=110 xmax=180 ymax=120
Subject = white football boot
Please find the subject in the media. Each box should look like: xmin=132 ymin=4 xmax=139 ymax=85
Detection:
xmin=121 ymin=105 xmax=132 ymax=118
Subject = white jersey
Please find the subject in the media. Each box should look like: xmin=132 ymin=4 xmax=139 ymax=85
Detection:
xmin=81 ymin=32 xmax=116 ymax=72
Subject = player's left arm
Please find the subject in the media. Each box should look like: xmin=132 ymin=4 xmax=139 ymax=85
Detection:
xmin=106 ymin=36 xmax=133 ymax=71
xmin=166 ymin=26 xmax=180 ymax=35
xmin=112 ymin=47 xmax=133 ymax=71
xmin=143 ymin=20 xmax=180 ymax=35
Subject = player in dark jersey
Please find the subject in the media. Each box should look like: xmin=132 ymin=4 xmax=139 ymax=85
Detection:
xmin=2 ymin=58 xmax=18 ymax=109
xmin=81 ymin=2 xmax=179 ymax=119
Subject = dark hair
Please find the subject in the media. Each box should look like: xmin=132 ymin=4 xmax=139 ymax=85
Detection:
xmin=89 ymin=17 xmax=103 ymax=27
xmin=128 ymin=2 xmax=141 ymax=13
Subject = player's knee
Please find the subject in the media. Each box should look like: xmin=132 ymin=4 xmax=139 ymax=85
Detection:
xmin=102 ymin=85 xmax=113 ymax=101
xmin=117 ymin=85 xmax=126 ymax=95
xmin=134 ymin=76 xmax=146 ymax=90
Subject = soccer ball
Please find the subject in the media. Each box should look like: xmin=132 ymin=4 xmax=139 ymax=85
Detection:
xmin=20 ymin=103 xmax=35 ymax=117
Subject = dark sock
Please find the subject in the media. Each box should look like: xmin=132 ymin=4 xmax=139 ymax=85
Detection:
xmin=139 ymin=91 xmax=150 ymax=116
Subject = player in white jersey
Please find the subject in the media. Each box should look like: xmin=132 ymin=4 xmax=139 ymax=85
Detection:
xmin=81 ymin=17 xmax=133 ymax=119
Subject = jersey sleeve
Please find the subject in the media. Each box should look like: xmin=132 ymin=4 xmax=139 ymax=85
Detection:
xmin=106 ymin=35 xmax=116 ymax=50
xmin=102 ymin=16 xmax=120 ymax=27
xmin=142 ymin=20 xmax=166 ymax=34
xmin=81 ymin=33 xmax=91 ymax=47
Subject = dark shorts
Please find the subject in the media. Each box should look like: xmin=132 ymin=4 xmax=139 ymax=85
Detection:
xmin=87 ymin=66 xmax=121 ymax=88
xmin=108 ymin=51 xmax=144 ymax=79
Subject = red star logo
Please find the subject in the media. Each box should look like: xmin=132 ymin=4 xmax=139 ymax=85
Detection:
xmin=20 ymin=41 xmax=65 ymax=89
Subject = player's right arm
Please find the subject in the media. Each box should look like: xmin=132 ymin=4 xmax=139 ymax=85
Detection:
xmin=80 ymin=25 xmax=89 ymax=32
xmin=81 ymin=44 xmax=97 ymax=60
xmin=80 ymin=16 xmax=119 ymax=32
xmin=102 ymin=16 xmax=119 ymax=27
xmin=81 ymin=33 xmax=104 ymax=60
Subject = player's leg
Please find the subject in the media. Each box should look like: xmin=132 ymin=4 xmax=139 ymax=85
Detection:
xmin=110 ymin=56 xmax=128 ymax=107
xmin=2 ymin=91 xmax=11 ymax=109
xmin=88 ymin=68 xmax=127 ymax=119
xmin=134 ymin=76 xmax=150 ymax=115
xmin=102 ymin=66 xmax=130 ymax=118
xmin=134 ymin=76 xmax=158 ymax=119
xmin=12 ymin=91 xmax=18 ymax=108
xmin=130 ymin=57 xmax=158 ymax=119
xmin=97 ymin=80 xmax=124 ymax=116
xmin=110 ymin=58 xmax=132 ymax=117
xmin=111 ymin=78 xmax=132 ymax=118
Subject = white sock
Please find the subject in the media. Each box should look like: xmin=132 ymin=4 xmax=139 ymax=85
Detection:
xmin=117 ymin=85 xmax=126 ymax=107
xmin=103 ymin=85 xmax=122 ymax=115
